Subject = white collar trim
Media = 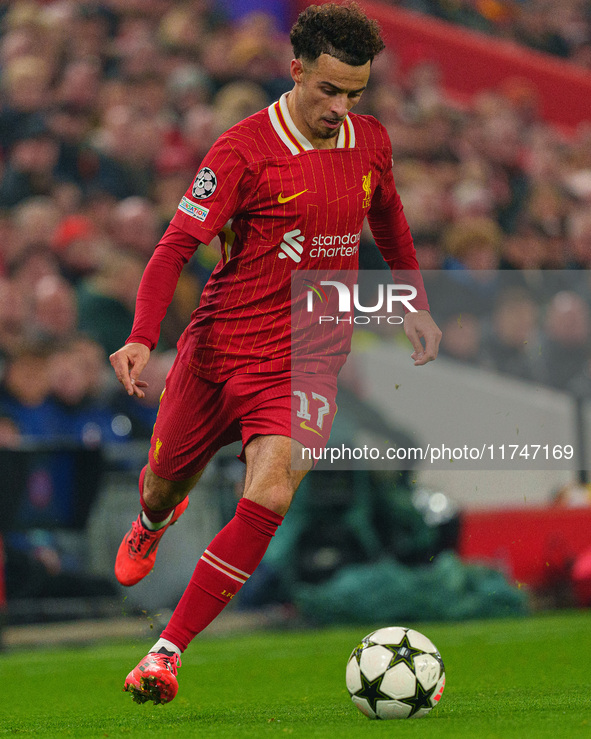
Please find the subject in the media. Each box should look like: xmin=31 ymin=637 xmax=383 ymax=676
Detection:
xmin=268 ymin=93 xmax=355 ymax=154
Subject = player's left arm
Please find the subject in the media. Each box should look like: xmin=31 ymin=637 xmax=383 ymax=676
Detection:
xmin=367 ymin=139 xmax=441 ymax=365
xmin=404 ymin=310 xmax=442 ymax=366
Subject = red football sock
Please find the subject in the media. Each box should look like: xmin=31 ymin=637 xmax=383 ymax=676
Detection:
xmin=161 ymin=497 xmax=283 ymax=651
xmin=138 ymin=465 xmax=176 ymax=523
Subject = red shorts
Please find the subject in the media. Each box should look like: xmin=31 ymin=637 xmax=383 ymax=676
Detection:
xmin=148 ymin=357 xmax=338 ymax=480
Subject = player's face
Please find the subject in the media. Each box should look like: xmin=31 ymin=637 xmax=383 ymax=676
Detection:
xmin=289 ymin=54 xmax=370 ymax=148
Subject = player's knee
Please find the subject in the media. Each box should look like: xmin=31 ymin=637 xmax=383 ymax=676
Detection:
xmin=143 ymin=483 xmax=184 ymax=511
xmin=246 ymin=485 xmax=294 ymax=517
xmin=143 ymin=468 xmax=194 ymax=510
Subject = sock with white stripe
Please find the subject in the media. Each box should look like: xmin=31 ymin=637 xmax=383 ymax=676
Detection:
xmin=160 ymin=497 xmax=283 ymax=652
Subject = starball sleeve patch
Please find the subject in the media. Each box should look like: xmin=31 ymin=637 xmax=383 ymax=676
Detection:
xmin=192 ymin=167 xmax=217 ymax=199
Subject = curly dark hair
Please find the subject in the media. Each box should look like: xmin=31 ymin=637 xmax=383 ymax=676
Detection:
xmin=290 ymin=2 xmax=385 ymax=66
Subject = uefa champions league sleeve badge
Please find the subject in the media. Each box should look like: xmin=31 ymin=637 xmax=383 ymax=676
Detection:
xmin=192 ymin=167 xmax=217 ymax=199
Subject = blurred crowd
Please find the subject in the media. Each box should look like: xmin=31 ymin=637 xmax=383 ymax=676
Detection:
xmin=0 ymin=0 xmax=590 ymax=450
xmin=0 ymin=0 xmax=293 ymax=448
xmin=396 ymin=0 xmax=591 ymax=68
xmin=358 ymin=5 xmax=591 ymax=393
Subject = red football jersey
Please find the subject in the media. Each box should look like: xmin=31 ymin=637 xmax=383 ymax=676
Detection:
xmin=131 ymin=93 xmax=427 ymax=380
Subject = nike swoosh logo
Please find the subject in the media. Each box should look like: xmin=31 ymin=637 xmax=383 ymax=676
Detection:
xmin=300 ymin=420 xmax=323 ymax=437
xmin=278 ymin=189 xmax=308 ymax=204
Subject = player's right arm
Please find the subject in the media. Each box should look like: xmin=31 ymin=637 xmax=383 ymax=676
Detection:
xmin=109 ymin=342 xmax=151 ymax=398
xmin=109 ymin=224 xmax=201 ymax=398
xmin=111 ymin=133 xmax=251 ymax=397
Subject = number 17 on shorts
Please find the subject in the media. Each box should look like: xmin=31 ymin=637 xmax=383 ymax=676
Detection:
xmin=290 ymin=374 xmax=338 ymax=466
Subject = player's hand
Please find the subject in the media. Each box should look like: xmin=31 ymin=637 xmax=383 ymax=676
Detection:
xmin=109 ymin=342 xmax=151 ymax=398
xmin=404 ymin=310 xmax=442 ymax=366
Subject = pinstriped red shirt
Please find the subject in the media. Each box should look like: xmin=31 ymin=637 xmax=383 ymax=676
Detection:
xmin=128 ymin=93 xmax=428 ymax=381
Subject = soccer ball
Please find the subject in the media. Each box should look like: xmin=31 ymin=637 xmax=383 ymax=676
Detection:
xmin=345 ymin=626 xmax=445 ymax=719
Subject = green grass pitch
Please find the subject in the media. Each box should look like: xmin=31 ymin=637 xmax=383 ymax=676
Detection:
xmin=1 ymin=610 xmax=590 ymax=738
